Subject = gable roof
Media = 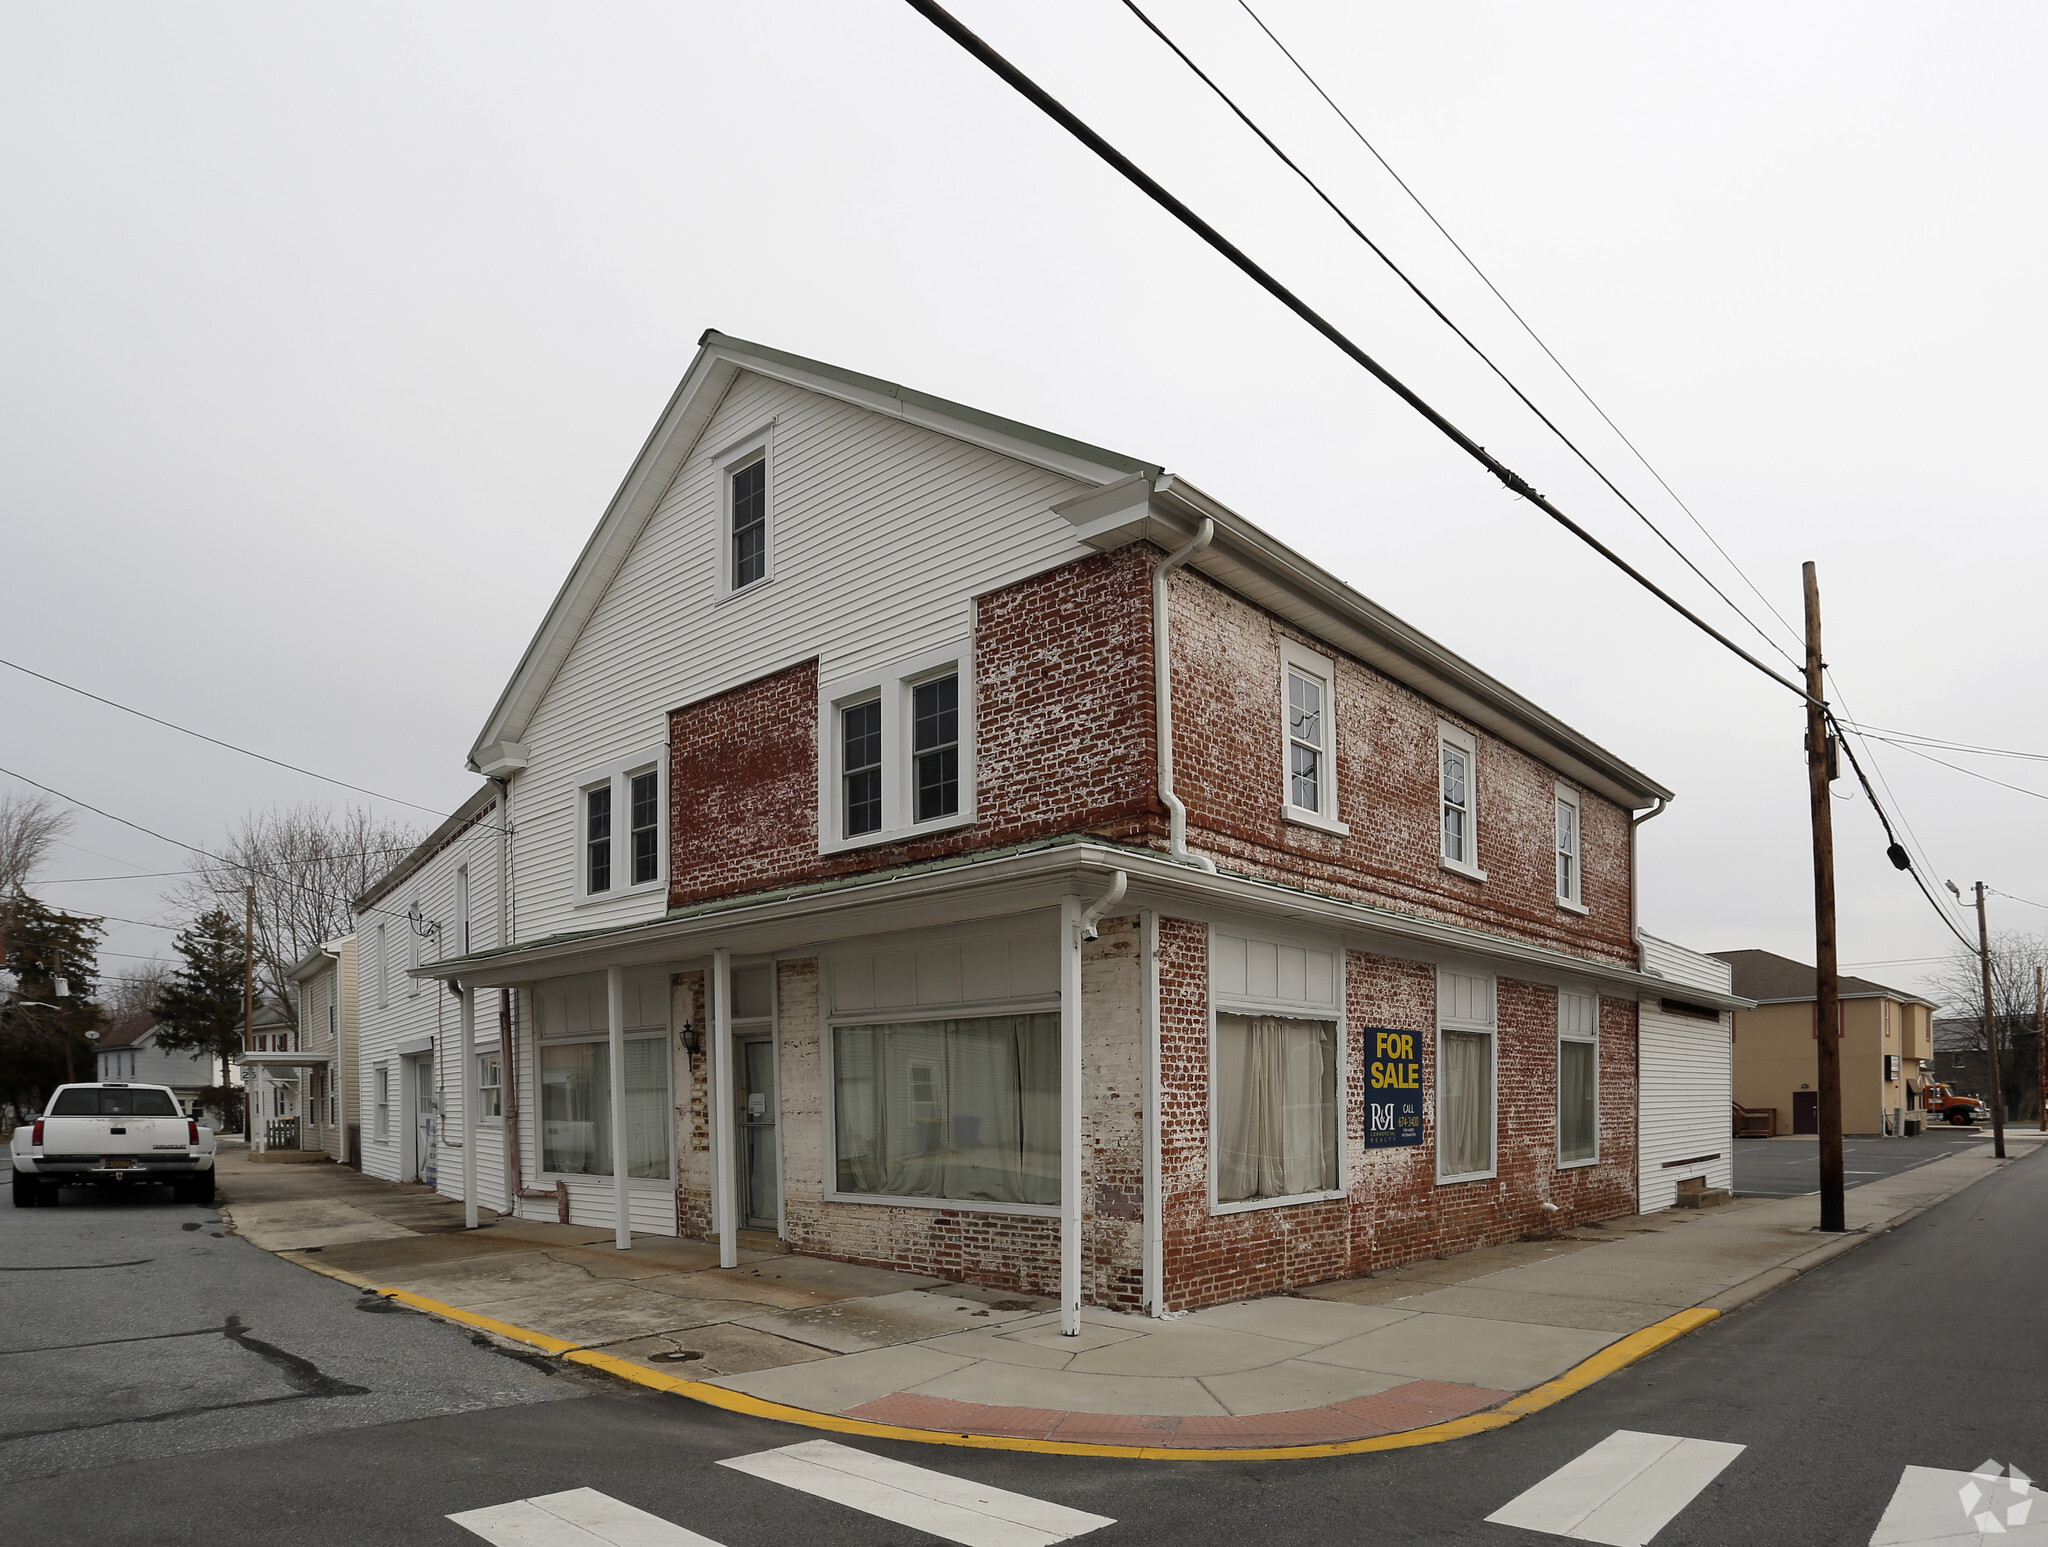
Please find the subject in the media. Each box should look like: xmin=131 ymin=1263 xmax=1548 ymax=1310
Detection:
xmin=94 ymin=1011 xmax=155 ymax=1052
xmin=1711 ymin=948 xmax=1938 ymax=1008
xmin=464 ymin=331 xmax=1671 ymax=807
xmin=466 ymin=330 xmax=1155 ymax=770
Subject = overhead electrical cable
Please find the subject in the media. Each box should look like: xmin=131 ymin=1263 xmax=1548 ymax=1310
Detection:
xmin=903 ymin=0 xmax=1813 ymax=704
xmin=1843 ymin=724 xmax=2048 ymax=764
xmin=1824 ymin=679 xmax=1961 ymax=914
xmin=0 ymin=654 xmax=504 ymax=831
xmin=1988 ymin=889 xmax=2048 ymax=913
xmin=1117 ymin=0 xmax=1802 ymax=674
xmin=31 ymin=871 xmax=202 ymax=885
xmin=1825 ymin=721 xmax=1976 ymax=950
xmin=1231 ymin=0 xmax=1807 ymax=659
xmin=0 ymin=765 xmax=420 ymax=926
xmin=1864 ymin=738 xmax=2048 ymax=805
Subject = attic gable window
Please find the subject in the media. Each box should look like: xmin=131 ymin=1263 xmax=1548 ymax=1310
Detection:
xmin=731 ymin=458 xmax=767 ymax=589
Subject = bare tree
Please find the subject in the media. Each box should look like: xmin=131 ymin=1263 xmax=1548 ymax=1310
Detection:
xmin=171 ymin=804 xmax=419 ymax=1028
xmin=0 ymin=791 xmax=72 ymax=896
xmin=101 ymin=961 xmax=173 ymax=1020
xmin=1933 ymin=929 xmax=2048 ymax=1118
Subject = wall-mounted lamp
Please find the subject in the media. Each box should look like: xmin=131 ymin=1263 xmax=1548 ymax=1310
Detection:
xmin=679 ymin=1020 xmax=701 ymax=1056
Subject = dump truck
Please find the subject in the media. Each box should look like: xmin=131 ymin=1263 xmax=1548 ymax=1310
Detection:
xmin=1921 ymin=1082 xmax=1991 ymax=1126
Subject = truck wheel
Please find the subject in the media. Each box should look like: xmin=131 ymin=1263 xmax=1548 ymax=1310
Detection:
xmin=1949 ymin=1109 xmax=1973 ymax=1125
xmin=185 ymin=1170 xmax=215 ymax=1206
xmin=12 ymin=1171 xmax=44 ymax=1208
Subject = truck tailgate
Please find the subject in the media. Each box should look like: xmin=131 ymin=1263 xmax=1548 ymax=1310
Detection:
xmin=40 ymin=1117 xmax=182 ymax=1158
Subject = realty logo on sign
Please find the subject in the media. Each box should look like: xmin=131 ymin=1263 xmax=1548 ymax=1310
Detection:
xmin=1365 ymin=1027 xmax=1423 ymax=1148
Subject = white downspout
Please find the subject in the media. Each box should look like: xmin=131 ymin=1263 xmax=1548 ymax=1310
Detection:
xmin=460 ymin=985 xmax=479 ymax=1230
xmin=1059 ymin=892 xmax=1084 ymax=1336
xmin=1154 ymin=519 xmax=1216 ymax=872
xmin=1141 ymin=909 xmax=1163 ymax=1317
xmin=1629 ymin=795 xmax=1671 ymax=970
xmin=607 ymin=965 xmax=630 ymax=1249
xmin=712 ymin=947 xmax=737 ymax=1269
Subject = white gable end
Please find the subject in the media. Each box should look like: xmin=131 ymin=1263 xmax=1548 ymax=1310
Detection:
xmin=508 ymin=366 xmax=1110 ymax=939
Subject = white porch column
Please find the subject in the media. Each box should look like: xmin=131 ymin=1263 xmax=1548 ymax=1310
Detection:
xmin=712 ymin=948 xmax=737 ymax=1269
xmin=1060 ymin=893 xmax=1083 ymax=1336
xmin=607 ymin=965 xmax=630 ymax=1249
xmin=1141 ymin=911 xmax=1164 ymax=1317
xmin=460 ymin=987 xmax=479 ymax=1230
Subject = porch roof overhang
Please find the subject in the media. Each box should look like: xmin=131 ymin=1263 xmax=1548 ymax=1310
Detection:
xmin=409 ymin=836 xmax=1753 ymax=1012
xmin=234 ymin=1051 xmax=332 ymax=1069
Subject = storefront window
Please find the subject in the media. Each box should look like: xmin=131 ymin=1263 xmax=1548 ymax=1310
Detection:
xmin=833 ymin=1014 xmax=1057 ymax=1206
xmin=540 ymin=1037 xmax=669 ymax=1179
xmin=1214 ymin=1013 xmax=1338 ymax=1203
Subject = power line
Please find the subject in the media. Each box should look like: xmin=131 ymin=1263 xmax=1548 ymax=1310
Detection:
xmin=32 ymin=870 xmax=202 ymax=884
xmin=1826 ymin=718 xmax=1977 ymax=951
xmin=0 ymin=765 xmax=418 ymax=926
xmin=0 ymin=654 xmax=501 ymax=831
xmin=1231 ymin=0 xmax=1808 ymax=661
xmin=904 ymin=0 xmax=1814 ymax=705
xmin=1989 ymin=889 xmax=2048 ymax=914
xmin=1871 ymin=738 xmax=2048 ymax=805
xmin=1119 ymin=0 xmax=1804 ymax=676
xmin=1845 ymin=723 xmax=2048 ymax=764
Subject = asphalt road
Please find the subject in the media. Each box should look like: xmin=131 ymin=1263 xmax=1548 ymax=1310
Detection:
xmin=1732 ymin=1129 xmax=2008 ymax=1198
xmin=9 ymin=1147 xmax=2048 ymax=1547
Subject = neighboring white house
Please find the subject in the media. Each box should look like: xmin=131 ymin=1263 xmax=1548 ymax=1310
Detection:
xmin=270 ymin=937 xmax=361 ymax=1164
xmin=1636 ymin=933 xmax=1738 ymax=1212
xmin=236 ymin=997 xmax=303 ymax=1148
xmin=93 ymin=1013 xmax=227 ymax=1122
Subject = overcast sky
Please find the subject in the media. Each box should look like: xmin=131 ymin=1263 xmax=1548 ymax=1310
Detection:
xmin=5 ymin=1 xmax=2044 ymax=1004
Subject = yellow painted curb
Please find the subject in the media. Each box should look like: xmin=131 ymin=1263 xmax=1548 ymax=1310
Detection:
xmin=571 ymin=1307 xmax=1721 ymax=1461
xmin=267 ymin=1242 xmax=1718 ymax=1460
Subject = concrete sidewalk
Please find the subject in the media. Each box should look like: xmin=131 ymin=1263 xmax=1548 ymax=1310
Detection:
xmin=220 ymin=1140 xmax=2039 ymax=1452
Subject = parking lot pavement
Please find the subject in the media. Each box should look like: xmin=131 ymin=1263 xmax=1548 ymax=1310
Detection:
xmin=1731 ymin=1128 xmax=2045 ymax=1197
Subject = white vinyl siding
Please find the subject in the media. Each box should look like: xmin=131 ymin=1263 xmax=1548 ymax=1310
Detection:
xmin=1639 ymin=998 xmax=1733 ymax=1211
xmin=505 ymin=369 xmax=1097 ymax=942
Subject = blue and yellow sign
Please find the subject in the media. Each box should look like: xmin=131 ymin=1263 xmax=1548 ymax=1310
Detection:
xmin=1364 ymin=1027 xmax=1424 ymax=1148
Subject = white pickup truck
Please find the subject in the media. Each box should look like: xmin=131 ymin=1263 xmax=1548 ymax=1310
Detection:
xmin=11 ymin=1082 xmax=218 ymax=1207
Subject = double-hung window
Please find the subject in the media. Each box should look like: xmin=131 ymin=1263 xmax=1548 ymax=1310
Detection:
xmin=716 ymin=427 xmax=774 ymax=597
xmin=821 ymin=646 xmax=975 ymax=852
xmin=1555 ymin=785 xmax=1585 ymax=910
xmin=1436 ymin=967 xmax=1496 ymax=1182
xmin=374 ymin=1066 xmax=391 ymax=1142
xmin=456 ymin=865 xmax=471 ymax=954
xmin=407 ymin=908 xmax=422 ymax=995
xmin=1558 ymin=990 xmax=1598 ymax=1165
xmin=476 ymin=1050 xmax=504 ymax=1120
xmin=730 ymin=458 xmax=767 ymax=589
xmin=376 ymin=923 xmax=389 ymax=1008
xmin=1280 ymin=643 xmax=1348 ymax=833
xmin=576 ymin=756 xmax=664 ymax=901
xmin=1438 ymin=724 xmax=1484 ymax=878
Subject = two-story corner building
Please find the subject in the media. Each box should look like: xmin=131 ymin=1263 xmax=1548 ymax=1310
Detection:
xmin=1715 ymin=949 xmax=1937 ymax=1136
xmin=368 ymin=330 xmax=1745 ymax=1324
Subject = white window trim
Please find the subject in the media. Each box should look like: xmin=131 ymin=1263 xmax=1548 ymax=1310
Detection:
xmin=455 ymin=864 xmax=471 ymax=955
xmin=1435 ymin=963 xmax=1498 ymax=1184
xmin=475 ymin=1048 xmax=505 ymax=1127
xmin=375 ymin=923 xmax=389 ymax=1009
xmin=713 ymin=422 xmax=776 ymax=603
xmin=1279 ymin=640 xmax=1351 ymax=836
xmin=1437 ymin=722 xmax=1487 ymax=881
xmin=1207 ymin=924 xmax=1349 ymax=1216
xmin=372 ymin=1063 xmax=392 ymax=1142
xmin=818 ymin=642 xmax=977 ymax=855
xmin=406 ymin=905 xmax=422 ymax=996
xmin=819 ymin=1001 xmax=1061 ymax=1217
xmin=531 ymin=1028 xmax=675 ymax=1186
xmin=1557 ymin=987 xmax=1600 ymax=1170
xmin=573 ymin=751 xmax=666 ymax=908
xmin=1554 ymin=783 xmax=1589 ymax=914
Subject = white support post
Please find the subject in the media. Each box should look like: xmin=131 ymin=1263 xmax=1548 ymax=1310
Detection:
xmin=1060 ymin=893 xmax=1083 ymax=1336
xmin=712 ymin=948 xmax=737 ymax=1269
xmin=460 ymin=986 xmax=479 ymax=1229
xmin=607 ymin=965 xmax=630 ymax=1249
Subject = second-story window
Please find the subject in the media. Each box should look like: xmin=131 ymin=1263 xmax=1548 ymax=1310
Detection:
xmin=731 ymin=458 xmax=767 ymax=590
xmin=1555 ymin=785 xmax=1583 ymax=908
xmin=586 ymin=786 xmax=612 ymax=894
xmin=1288 ymin=671 xmax=1322 ymax=811
xmin=1279 ymin=643 xmax=1347 ymax=833
xmin=843 ymin=699 xmax=883 ymax=837
xmin=1438 ymin=723 xmax=1482 ymax=877
xmin=456 ymin=864 xmax=471 ymax=954
xmin=630 ymin=770 xmax=660 ymax=885
xmin=913 ymin=674 xmax=959 ymax=821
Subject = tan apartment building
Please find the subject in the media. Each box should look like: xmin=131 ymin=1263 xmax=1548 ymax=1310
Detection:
xmin=1714 ymin=950 xmax=1936 ymax=1136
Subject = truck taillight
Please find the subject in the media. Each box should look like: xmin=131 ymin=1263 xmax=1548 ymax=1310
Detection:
xmin=31 ymin=1120 xmax=44 ymax=1146
xmin=189 ymin=1120 xmax=200 ymax=1145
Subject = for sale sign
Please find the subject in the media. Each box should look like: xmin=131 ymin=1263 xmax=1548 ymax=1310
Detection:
xmin=1364 ymin=1027 xmax=1424 ymax=1148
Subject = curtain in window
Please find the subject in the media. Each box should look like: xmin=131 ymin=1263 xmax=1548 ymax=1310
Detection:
xmin=1214 ymin=1014 xmax=1338 ymax=1203
xmin=541 ymin=1038 xmax=671 ymax=1179
xmin=1559 ymin=1040 xmax=1597 ymax=1162
xmin=1439 ymin=1028 xmax=1493 ymax=1176
xmin=834 ymin=1014 xmax=1058 ymax=1205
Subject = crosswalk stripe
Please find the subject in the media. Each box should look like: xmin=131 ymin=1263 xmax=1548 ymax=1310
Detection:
xmin=1869 ymin=1465 xmax=2038 ymax=1544
xmin=449 ymin=1487 xmax=728 ymax=1547
xmin=718 ymin=1439 xmax=1115 ymax=1547
xmin=1485 ymin=1430 xmax=1746 ymax=1546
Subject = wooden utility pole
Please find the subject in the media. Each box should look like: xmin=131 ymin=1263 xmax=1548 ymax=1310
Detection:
xmin=1974 ymin=884 xmax=2007 ymax=1159
xmin=243 ymin=885 xmax=255 ymax=1144
xmin=1804 ymin=562 xmax=1846 ymax=1233
xmin=2035 ymin=965 xmax=2043 ymax=1134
